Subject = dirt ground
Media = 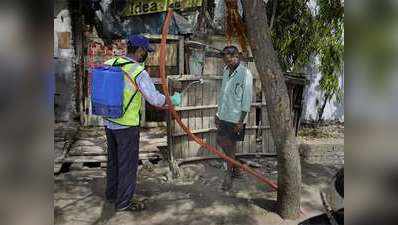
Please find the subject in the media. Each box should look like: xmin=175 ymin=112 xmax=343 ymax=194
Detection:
xmin=298 ymin=123 xmax=344 ymax=139
xmin=54 ymin=149 xmax=343 ymax=225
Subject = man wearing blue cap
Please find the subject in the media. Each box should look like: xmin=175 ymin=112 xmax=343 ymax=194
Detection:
xmin=103 ymin=35 xmax=181 ymax=212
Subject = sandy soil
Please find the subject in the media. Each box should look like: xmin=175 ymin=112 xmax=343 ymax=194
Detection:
xmin=55 ymin=152 xmax=343 ymax=225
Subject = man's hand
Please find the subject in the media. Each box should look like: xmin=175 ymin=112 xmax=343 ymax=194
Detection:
xmin=170 ymin=92 xmax=182 ymax=106
xmin=234 ymin=122 xmax=244 ymax=133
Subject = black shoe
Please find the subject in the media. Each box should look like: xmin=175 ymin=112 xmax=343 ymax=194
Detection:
xmin=116 ymin=199 xmax=146 ymax=212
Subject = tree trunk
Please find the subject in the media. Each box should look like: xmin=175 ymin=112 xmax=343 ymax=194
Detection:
xmin=242 ymin=0 xmax=302 ymax=219
xmin=318 ymin=93 xmax=331 ymax=123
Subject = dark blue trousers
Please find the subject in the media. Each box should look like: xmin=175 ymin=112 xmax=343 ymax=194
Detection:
xmin=105 ymin=126 xmax=140 ymax=210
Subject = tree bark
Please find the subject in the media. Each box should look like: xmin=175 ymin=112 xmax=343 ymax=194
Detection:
xmin=318 ymin=93 xmax=331 ymax=123
xmin=242 ymin=0 xmax=302 ymax=219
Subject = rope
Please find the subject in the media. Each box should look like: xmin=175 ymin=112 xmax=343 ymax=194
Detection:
xmin=121 ymin=6 xmax=305 ymax=218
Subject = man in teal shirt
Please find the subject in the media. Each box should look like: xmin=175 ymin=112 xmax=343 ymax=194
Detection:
xmin=215 ymin=45 xmax=253 ymax=191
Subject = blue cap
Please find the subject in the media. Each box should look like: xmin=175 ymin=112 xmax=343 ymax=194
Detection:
xmin=127 ymin=35 xmax=154 ymax=52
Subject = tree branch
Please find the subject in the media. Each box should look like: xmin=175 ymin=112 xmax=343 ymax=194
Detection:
xmin=269 ymin=0 xmax=278 ymax=30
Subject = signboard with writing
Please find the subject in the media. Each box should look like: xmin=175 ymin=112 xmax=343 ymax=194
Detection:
xmin=123 ymin=0 xmax=203 ymax=16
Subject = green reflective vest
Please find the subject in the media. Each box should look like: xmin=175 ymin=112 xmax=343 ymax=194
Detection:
xmin=104 ymin=57 xmax=144 ymax=126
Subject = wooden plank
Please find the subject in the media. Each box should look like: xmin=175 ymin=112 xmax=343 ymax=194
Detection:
xmin=260 ymin=103 xmax=276 ymax=153
xmin=68 ymin=145 xmax=106 ymax=156
xmin=60 ymin=155 xmax=107 ymax=163
xmin=167 ymin=74 xmax=273 ymax=160
xmin=193 ymin=94 xmax=202 ymax=157
xmin=187 ymin=85 xmax=195 ymax=158
xmin=167 ymin=78 xmax=174 ymax=159
xmin=246 ymin=128 xmax=251 ymax=154
xmin=253 ymin=129 xmax=259 ymax=153
xmin=235 ymin=134 xmax=241 ymax=154
xmin=251 ymin=130 xmax=257 ymax=153
xmin=194 ymin=84 xmax=204 ymax=158
xmin=178 ymin=37 xmax=184 ymax=75
xmin=209 ymin=79 xmax=217 ymax=107
xmin=245 ymin=130 xmax=251 ymax=154
xmin=250 ymin=106 xmax=257 ymax=126
xmin=250 ymin=106 xmax=257 ymax=153
xmin=60 ymin=152 xmax=162 ymax=164
xmin=57 ymin=32 xmax=71 ymax=49
xmin=212 ymin=79 xmax=220 ymax=154
xmin=179 ymin=111 xmax=187 ymax=159
xmin=203 ymin=57 xmax=224 ymax=75
xmin=177 ymin=152 xmax=277 ymax=165
xmin=183 ymin=135 xmax=190 ymax=159
xmin=191 ymin=134 xmax=201 ymax=157
xmin=168 ymin=75 xmax=224 ymax=82
xmin=210 ymin=108 xmax=217 ymax=129
xmin=174 ymin=102 xmax=267 ymax=112
xmin=266 ymin=129 xmax=274 ymax=154
xmin=248 ymin=131 xmax=254 ymax=153
xmin=202 ymin=129 xmax=209 ymax=158
xmin=171 ymin=126 xmax=268 ymax=137
xmin=263 ymin=128 xmax=269 ymax=153
xmin=146 ymin=43 xmax=177 ymax=66
xmin=187 ymin=112 xmax=195 ymax=158
xmin=175 ymin=105 xmax=216 ymax=111
xmin=139 ymin=152 xmax=163 ymax=160
xmin=202 ymin=91 xmax=211 ymax=130
xmin=195 ymin=85 xmax=203 ymax=131
xmin=269 ymin=129 xmax=276 ymax=153
xmin=202 ymin=81 xmax=210 ymax=132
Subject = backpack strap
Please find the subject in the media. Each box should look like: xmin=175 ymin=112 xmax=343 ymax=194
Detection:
xmin=112 ymin=57 xmax=134 ymax=67
xmin=109 ymin=57 xmax=144 ymax=115
xmin=121 ymin=67 xmax=145 ymax=115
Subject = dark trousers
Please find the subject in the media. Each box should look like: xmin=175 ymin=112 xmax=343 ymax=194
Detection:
xmin=105 ymin=126 xmax=140 ymax=210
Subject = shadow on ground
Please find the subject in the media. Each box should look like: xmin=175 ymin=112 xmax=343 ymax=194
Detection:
xmin=54 ymin=157 xmax=342 ymax=225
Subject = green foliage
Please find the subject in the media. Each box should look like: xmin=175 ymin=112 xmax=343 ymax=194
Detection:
xmin=267 ymin=0 xmax=318 ymax=72
xmin=266 ymin=0 xmax=344 ymax=104
xmin=317 ymin=0 xmax=344 ymax=103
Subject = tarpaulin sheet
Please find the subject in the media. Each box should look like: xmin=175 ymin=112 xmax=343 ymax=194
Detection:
xmin=122 ymin=0 xmax=203 ymax=16
xmin=82 ymin=0 xmax=198 ymax=40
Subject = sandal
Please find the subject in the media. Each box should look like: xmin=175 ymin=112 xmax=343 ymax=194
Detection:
xmin=116 ymin=199 xmax=147 ymax=212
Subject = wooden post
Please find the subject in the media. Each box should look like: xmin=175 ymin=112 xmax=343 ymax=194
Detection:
xmin=166 ymin=78 xmax=181 ymax=178
xmin=178 ymin=37 xmax=185 ymax=75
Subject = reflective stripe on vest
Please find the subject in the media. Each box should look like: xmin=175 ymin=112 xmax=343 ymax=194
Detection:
xmin=104 ymin=57 xmax=144 ymax=126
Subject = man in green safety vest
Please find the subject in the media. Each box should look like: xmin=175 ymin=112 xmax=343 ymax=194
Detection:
xmin=103 ymin=35 xmax=181 ymax=212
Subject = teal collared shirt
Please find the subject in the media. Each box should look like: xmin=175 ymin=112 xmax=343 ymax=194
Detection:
xmin=217 ymin=63 xmax=253 ymax=124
